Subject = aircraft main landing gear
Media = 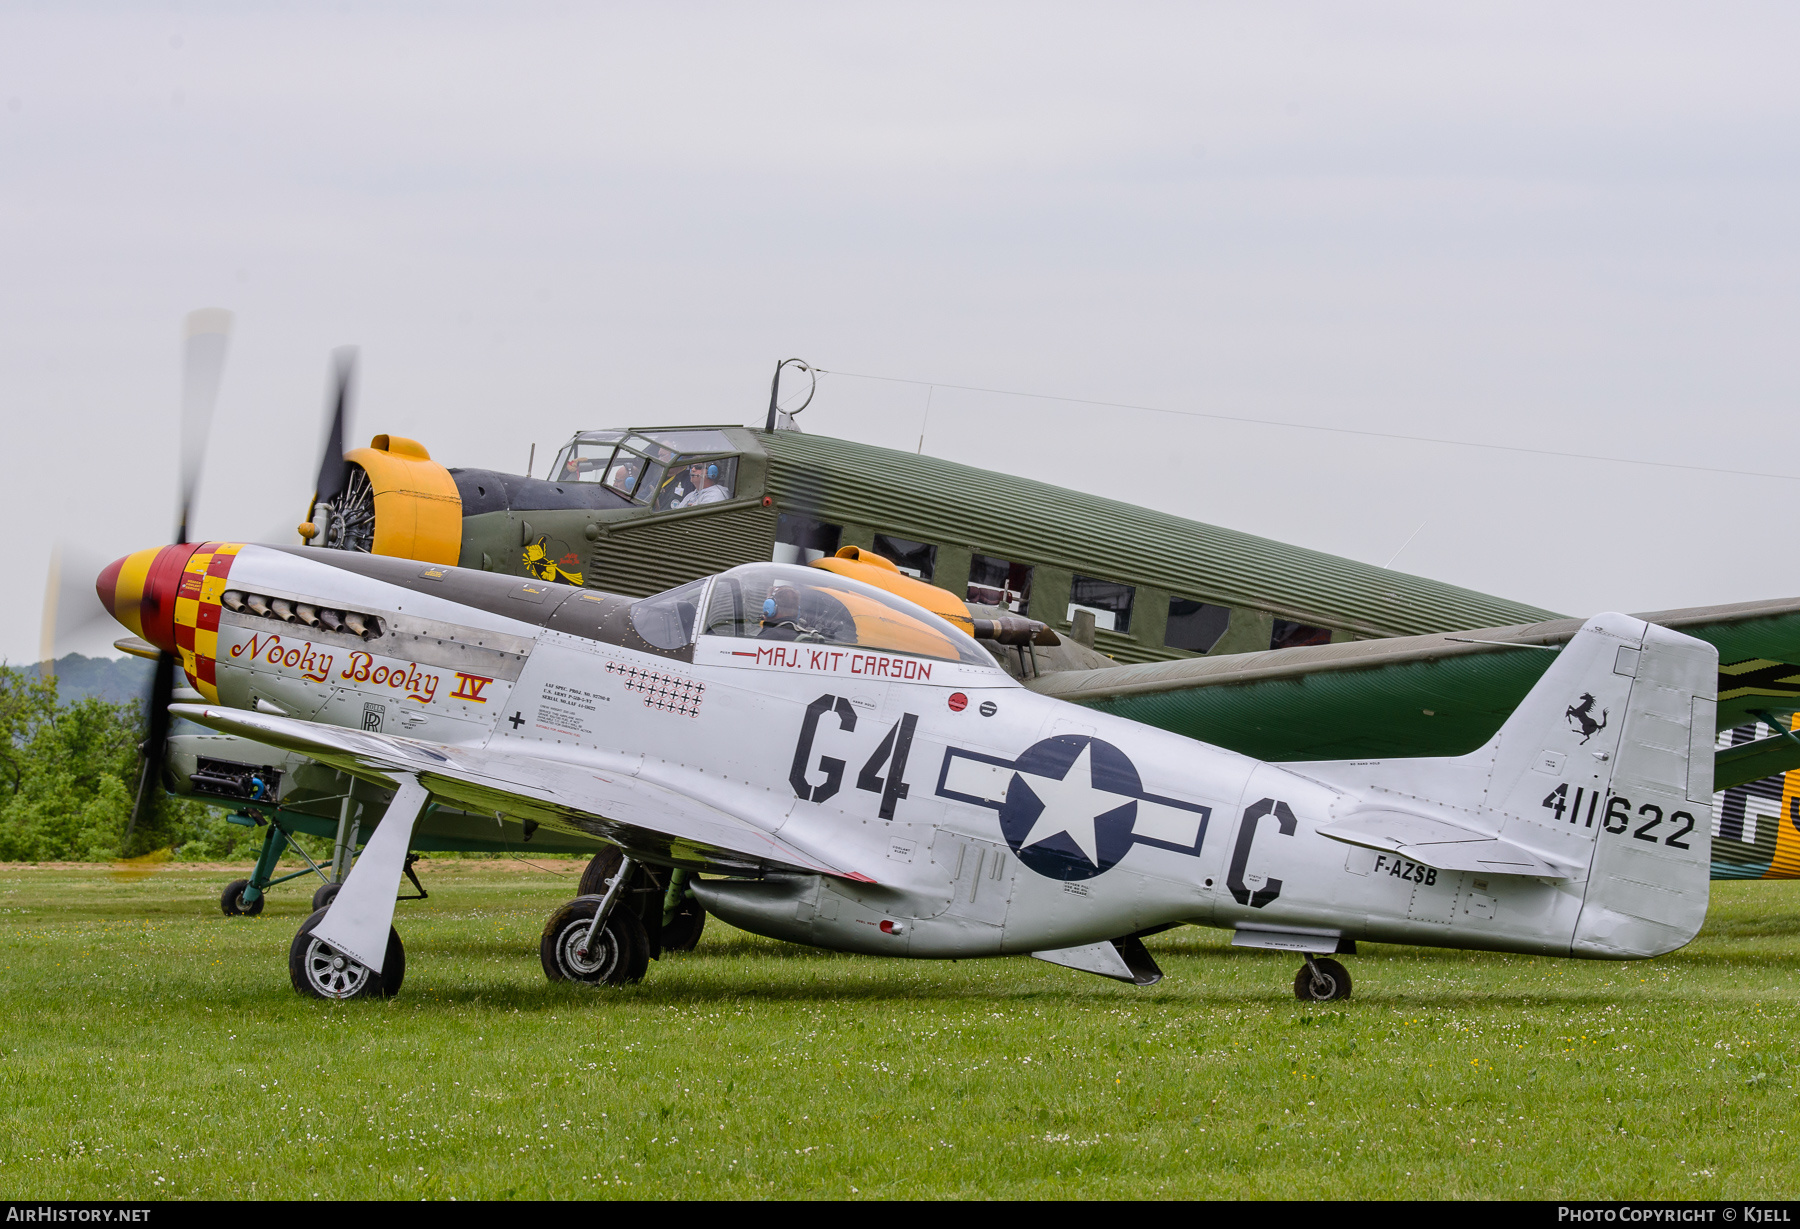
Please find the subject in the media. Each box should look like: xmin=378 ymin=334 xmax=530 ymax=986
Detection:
xmin=289 ymin=907 xmax=406 ymax=1000
xmin=1294 ymin=955 xmax=1352 ymax=1002
xmin=543 ymin=853 xmax=650 ymax=986
xmin=218 ymin=813 xmax=338 ymax=917
xmin=308 ymin=853 xmax=425 ymax=912
xmin=220 ymin=878 xmax=265 ymax=917
xmin=577 ymin=848 xmax=705 ymax=957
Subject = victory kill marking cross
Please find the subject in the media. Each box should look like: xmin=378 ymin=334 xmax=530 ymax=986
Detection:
xmin=509 ymin=712 xmax=524 ymax=729
xmin=1013 ymin=742 xmax=1137 ymax=866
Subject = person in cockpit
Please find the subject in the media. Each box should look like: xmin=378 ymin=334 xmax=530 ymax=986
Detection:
xmin=560 ymin=454 xmax=606 ymax=480
xmin=606 ymin=455 xmax=644 ymax=492
xmin=673 ymin=462 xmax=728 ymax=508
xmin=758 ymin=585 xmax=803 ymax=640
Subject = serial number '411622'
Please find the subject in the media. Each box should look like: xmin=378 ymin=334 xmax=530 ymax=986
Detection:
xmin=1541 ymin=783 xmax=1695 ymax=850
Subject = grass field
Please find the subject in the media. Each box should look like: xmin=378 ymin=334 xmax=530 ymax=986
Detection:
xmin=0 ymin=860 xmax=1796 ymax=1200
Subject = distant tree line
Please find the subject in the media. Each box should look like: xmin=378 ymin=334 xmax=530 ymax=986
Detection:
xmin=0 ymin=667 xmax=259 ymax=862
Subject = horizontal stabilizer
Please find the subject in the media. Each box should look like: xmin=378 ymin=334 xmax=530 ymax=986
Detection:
xmin=1317 ymin=809 xmax=1574 ymax=878
xmin=1713 ymin=729 xmax=1800 ymax=792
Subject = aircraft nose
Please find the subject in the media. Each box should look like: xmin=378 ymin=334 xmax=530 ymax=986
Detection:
xmin=95 ymin=544 xmax=199 ymax=652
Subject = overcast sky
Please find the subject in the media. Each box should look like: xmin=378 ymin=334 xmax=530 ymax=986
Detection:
xmin=5 ymin=2 xmax=1798 ymax=662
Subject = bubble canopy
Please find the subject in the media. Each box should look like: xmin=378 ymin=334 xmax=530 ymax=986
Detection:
xmin=630 ymin=562 xmax=994 ymax=666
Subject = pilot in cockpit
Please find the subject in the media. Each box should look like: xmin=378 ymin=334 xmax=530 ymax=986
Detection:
xmin=606 ymin=455 xmax=644 ymax=491
xmin=757 ymin=582 xmax=856 ymax=644
xmin=758 ymin=585 xmax=804 ymax=640
xmin=673 ymin=462 xmax=727 ymax=508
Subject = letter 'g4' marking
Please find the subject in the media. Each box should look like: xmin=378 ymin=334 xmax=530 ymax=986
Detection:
xmin=1228 ymin=798 xmax=1296 ymax=909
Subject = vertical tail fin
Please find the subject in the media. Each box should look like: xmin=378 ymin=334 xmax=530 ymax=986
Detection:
xmin=1483 ymin=613 xmax=1717 ymax=954
xmin=1309 ymin=612 xmax=1717 ymax=957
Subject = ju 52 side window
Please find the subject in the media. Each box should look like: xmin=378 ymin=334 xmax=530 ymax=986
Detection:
xmin=872 ymin=534 xmax=936 ymax=580
xmin=967 ymin=554 xmax=1032 ymax=612
xmin=774 ymin=514 xmax=842 ymax=565
xmin=1270 ymin=619 xmax=1332 ymax=650
xmin=1069 ymin=577 xmax=1135 ymax=634
xmin=1165 ymin=598 xmax=1231 ymax=654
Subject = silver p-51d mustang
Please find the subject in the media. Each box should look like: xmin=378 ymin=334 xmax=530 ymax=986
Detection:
xmin=97 ymin=541 xmax=1717 ymax=1001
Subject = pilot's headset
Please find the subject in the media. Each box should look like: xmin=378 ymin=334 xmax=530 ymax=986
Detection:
xmin=762 ymin=584 xmax=798 ymax=620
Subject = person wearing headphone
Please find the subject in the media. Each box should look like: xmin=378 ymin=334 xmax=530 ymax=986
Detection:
xmin=673 ymin=461 xmax=728 ymax=508
xmin=758 ymin=585 xmax=803 ymax=640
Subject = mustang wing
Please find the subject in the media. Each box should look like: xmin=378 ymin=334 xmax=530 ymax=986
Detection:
xmin=169 ymin=703 xmax=873 ymax=881
xmin=1029 ymin=596 xmax=1800 ymax=791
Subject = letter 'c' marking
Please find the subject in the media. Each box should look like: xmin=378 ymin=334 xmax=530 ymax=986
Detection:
xmin=1227 ymin=797 xmax=1296 ymax=908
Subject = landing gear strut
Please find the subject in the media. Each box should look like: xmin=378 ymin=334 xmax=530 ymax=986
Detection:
xmin=286 ymin=777 xmax=431 ymax=1001
xmin=541 ymin=853 xmax=651 ymax=986
xmin=220 ymin=814 xmax=333 ymax=916
xmin=1294 ymin=955 xmax=1352 ymax=1002
xmin=575 ymin=848 xmax=705 ymax=957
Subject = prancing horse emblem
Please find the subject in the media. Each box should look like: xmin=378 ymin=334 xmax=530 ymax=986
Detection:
xmin=1566 ymin=693 xmax=1608 ymax=744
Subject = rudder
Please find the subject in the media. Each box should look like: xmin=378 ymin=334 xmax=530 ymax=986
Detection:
xmin=1573 ymin=621 xmax=1716 ymax=956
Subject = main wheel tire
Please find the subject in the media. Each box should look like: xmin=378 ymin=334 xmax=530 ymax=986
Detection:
xmin=540 ymin=898 xmax=650 ymax=986
xmin=660 ymin=900 xmax=706 ymax=953
xmin=1293 ymin=957 xmax=1352 ymax=1003
xmin=289 ymin=907 xmax=405 ymax=1000
xmin=311 ymin=881 xmax=342 ymax=912
xmin=577 ymin=847 xmax=626 ymax=898
xmin=220 ymin=878 xmax=264 ymax=918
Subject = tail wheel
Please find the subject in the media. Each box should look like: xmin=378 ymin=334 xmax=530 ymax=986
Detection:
xmin=1294 ymin=957 xmax=1352 ymax=1003
xmin=541 ymin=898 xmax=650 ymax=986
xmin=220 ymin=878 xmax=264 ymax=918
xmin=289 ymin=907 xmax=405 ymax=1000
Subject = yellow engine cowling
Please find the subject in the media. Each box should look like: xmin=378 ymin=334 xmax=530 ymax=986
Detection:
xmin=808 ymin=546 xmax=977 ymax=633
xmin=308 ymin=435 xmax=464 ymax=565
xmin=810 ymin=546 xmax=1057 ymax=647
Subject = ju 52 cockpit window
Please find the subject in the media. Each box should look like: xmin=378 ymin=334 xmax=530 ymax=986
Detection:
xmin=699 ymin=563 xmax=991 ymax=666
xmin=648 ymin=455 xmax=738 ymax=511
xmin=550 ymin=430 xmax=739 ymax=509
xmin=550 ymin=431 xmax=626 ymax=482
xmin=642 ymin=429 xmax=734 ymax=454
xmin=603 ymin=435 xmax=673 ymax=502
